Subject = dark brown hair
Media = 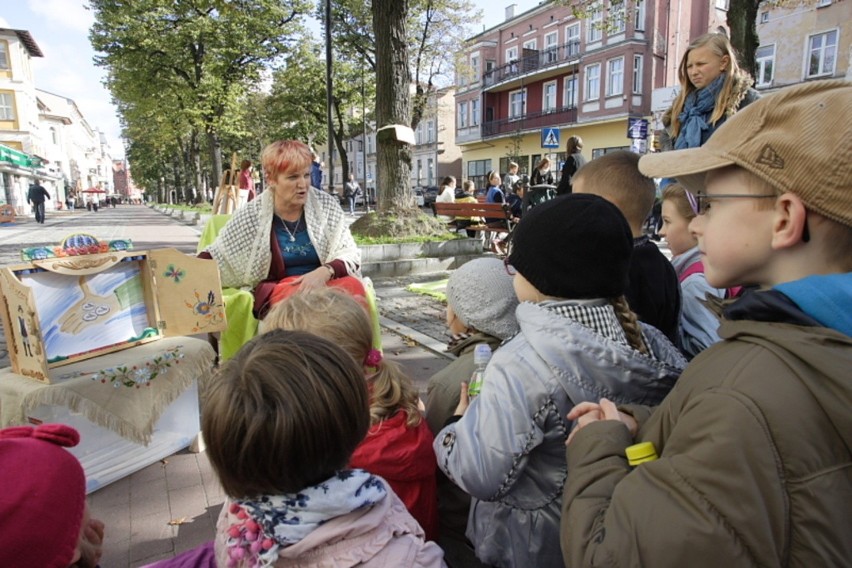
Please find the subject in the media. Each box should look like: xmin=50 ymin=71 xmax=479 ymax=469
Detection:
xmin=574 ymin=150 xmax=656 ymax=228
xmin=202 ymin=329 xmax=370 ymax=498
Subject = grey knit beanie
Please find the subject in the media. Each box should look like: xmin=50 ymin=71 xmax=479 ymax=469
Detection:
xmin=446 ymin=257 xmax=519 ymax=340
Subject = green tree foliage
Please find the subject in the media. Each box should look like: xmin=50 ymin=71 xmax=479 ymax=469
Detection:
xmin=89 ymin=0 xmax=310 ymax=199
xmin=327 ymin=0 xmax=479 ymax=130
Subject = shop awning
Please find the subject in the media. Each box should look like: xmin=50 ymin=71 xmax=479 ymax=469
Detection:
xmin=0 ymin=144 xmax=41 ymax=168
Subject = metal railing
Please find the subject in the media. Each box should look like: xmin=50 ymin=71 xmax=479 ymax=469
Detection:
xmin=483 ymin=41 xmax=581 ymax=88
xmin=481 ymin=106 xmax=578 ymax=138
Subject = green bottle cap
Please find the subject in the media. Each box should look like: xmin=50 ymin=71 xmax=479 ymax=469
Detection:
xmin=625 ymin=441 xmax=658 ymax=466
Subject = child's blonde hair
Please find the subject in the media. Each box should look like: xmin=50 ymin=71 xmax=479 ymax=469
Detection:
xmin=573 ymin=150 xmax=656 ymax=229
xmin=262 ymin=288 xmax=423 ymax=428
xmin=661 ymin=183 xmax=697 ymax=221
xmin=670 ymin=32 xmax=753 ymax=140
xmin=462 ymin=179 xmax=475 ymax=193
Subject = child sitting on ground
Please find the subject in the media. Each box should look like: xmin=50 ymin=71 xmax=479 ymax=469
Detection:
xmin=573 ymin=151 xmax=682 ymax=343
xmin=261 ymin=288 xmax=439 ymax=542
xmin=426 ymin=257 xmax=519 ymax=568
xmin=434 ymin=194 xmax=686 ymax=568
xmin=205 ymin=329 xmax=444 ymax=567
xmin=659 ymin=183 xmax=728 ymax=358
xmin=562 ymin=79 xmax=852 ymax=567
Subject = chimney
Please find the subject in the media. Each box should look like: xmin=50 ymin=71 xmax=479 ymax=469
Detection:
xmin=505 ymin=4 xmax=517 ymax=21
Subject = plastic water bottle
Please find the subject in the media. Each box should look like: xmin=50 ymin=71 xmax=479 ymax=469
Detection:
xmin=467 ymin=343 xmax=492 ymax=399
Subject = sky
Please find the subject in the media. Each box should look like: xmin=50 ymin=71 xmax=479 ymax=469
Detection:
xmin=0 ymin=0 xmax=542 ymax=160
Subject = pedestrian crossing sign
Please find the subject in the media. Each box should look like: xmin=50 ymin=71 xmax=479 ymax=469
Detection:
xmin=541 ymin=128 xmax=560 ymax=148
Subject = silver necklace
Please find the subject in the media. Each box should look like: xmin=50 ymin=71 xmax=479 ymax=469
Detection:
xmin=280 ymin=215 xmax=301 ymax=242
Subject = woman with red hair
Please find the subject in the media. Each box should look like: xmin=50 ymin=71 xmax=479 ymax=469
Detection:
xmin=200 ymin=140 xmax=364 ymax=359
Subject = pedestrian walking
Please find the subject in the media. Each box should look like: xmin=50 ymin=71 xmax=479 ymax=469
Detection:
xmin=344 ymin=174 xmax=361 ymax=215
xmin=27 ymin=180 xmax=50 ymax=224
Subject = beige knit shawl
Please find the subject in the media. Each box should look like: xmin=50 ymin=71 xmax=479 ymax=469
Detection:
xmin=204 ymin=189 xmax=361 ymax=289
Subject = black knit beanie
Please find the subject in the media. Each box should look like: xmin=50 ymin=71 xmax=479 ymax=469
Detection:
xmin=507 ymin=193 xmax=633 ymax=299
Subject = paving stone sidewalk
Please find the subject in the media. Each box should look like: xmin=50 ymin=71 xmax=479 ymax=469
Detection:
xmin=0 ymin=205 xmax=457 ymax=565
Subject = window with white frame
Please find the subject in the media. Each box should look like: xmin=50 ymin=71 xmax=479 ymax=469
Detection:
xmin=509 ymin=88 xmax=526 ymax=119
xmin=756 ymin=45 xmax=775 ymax=86
xmin=585 ymin=63 xmax=601 ymax=101
xmin=427 ymin=119 xmax=435 ymax=142
xmin=566 ymin=23 xmax=581 ymax=56
xmin=0 ymin=42 xmax=9 ymax=69
xmin=457 ymin=102 xmax=468 ymax=128
xmin=588 ymin=5 xmax=603 ymax=43
xmin=506 ymin=46 xmax=518 ymax=66
xmin=807 ymin=30 xmax=837 ymax=77
xmin=816 ymin=0 xmax=832 ymax=6
xmin=715 ymin=0 xmax=729 ymax=9
xmin=471 ymin=54 xmax=481 ymax=83
xmin=543 ymin=81 xmax=557 ymax=112
xmin=523 ymin=39 xmax=537 ymax=51
xmin=471 ymin=98 xmax=480 ymax=126
xmin=632 ymin=54 xmax=643 ymax=94
xmin=607 ymin=57 xmax=624 ymax=96
xmin=0 ymin=93 xmax=14 ymax=120
xmin=611 ymin=1 xmax=626 ymax=34
xmin=545 ymin=32 xmax=558 ymax=62
xmin=634 ymin=0 xmax=646 ymax=31
xmin=760 ymin=11 xmax=769 ymax=23
xmin=563 ymin=75 xmax=578 ymax=108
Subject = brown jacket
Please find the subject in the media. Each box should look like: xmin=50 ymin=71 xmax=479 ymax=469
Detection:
xmin=562 ymin=293 xmax=852 ymax=567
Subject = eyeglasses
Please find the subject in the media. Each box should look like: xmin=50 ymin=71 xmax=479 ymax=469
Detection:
xmin=695 ymin=193 xmax=777 ymax=215
xmin=503 ymin=257 xmax=517 ymax=276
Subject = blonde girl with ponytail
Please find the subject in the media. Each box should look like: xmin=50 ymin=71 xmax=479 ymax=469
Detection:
xmin=261 ymin=288 xmax=438 ymax=541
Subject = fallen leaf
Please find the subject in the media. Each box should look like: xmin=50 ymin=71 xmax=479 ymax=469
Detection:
xmin=160 ymin=459 xmax=169 ymax=465
xmin=168 ymin=517 xmax=188 ymax=526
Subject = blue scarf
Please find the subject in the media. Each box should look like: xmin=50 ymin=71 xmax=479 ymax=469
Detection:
xmin=675 ymin=74 xmax=726 ymax=150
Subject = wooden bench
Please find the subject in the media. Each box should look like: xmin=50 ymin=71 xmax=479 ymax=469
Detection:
xmin=434 ymin=201 xmax=514 ymax=234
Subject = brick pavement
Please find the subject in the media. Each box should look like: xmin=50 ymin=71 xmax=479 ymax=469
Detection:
xmin=0 ymin=205 xmax=454 ymax=565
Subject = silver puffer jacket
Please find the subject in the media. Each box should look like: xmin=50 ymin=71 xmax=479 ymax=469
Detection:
xmin=434 ymin=301 xmax=686 ymax=568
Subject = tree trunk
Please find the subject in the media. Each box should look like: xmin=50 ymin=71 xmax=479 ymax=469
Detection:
xmin=206 ymin=128 xmax=223 ymax=194
xmin=332 ymin=99 xmax=350 ymax=188
xmin=727 ymin=0 xmax=761 ymax=79
xmin=373 ymin=0 xmax=414 ymax=213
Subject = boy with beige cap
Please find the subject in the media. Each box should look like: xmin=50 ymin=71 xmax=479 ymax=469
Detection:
xmin=560 ymin=80 xmax=852 ymax=567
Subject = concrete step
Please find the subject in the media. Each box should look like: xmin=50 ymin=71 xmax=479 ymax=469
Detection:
xmin=362 ymin=253 xmax=485 ymax=277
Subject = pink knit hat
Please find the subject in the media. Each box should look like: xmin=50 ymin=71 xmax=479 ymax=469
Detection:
xmin=0 ymin=424 xmax=86 ymax=568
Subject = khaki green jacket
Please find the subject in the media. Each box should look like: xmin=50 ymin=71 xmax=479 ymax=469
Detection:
xmin=562 ymin=315 xmax=852 ymax=567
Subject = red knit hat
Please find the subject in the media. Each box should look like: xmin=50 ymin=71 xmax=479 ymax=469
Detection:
xmin=0 ymin=424 xmax=86 ymax=568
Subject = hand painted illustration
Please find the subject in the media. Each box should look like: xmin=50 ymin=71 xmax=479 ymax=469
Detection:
xmin=20 ymin=261 xmax=156 ymax=363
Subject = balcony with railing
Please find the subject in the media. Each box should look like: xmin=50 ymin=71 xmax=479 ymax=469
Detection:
xmin=483 ymin=41 xmax=581 ymax=90
xmin=481 ymin=105 xmax=578 ymax=139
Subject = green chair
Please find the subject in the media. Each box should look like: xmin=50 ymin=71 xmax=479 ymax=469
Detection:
xmin=197 ymin=215 xmax=381 ymax=361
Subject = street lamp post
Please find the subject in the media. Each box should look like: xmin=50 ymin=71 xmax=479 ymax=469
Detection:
xmin=325 ymin=0 xmax=334 ymax=194
xmin=362 ymin=64 xmax=369 ymax=213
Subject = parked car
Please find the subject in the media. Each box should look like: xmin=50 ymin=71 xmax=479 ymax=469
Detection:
xmin=412 ymin=188 xmax=425 ymax=207
xmin=422 ymin=186 xmax=440 ymax=205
